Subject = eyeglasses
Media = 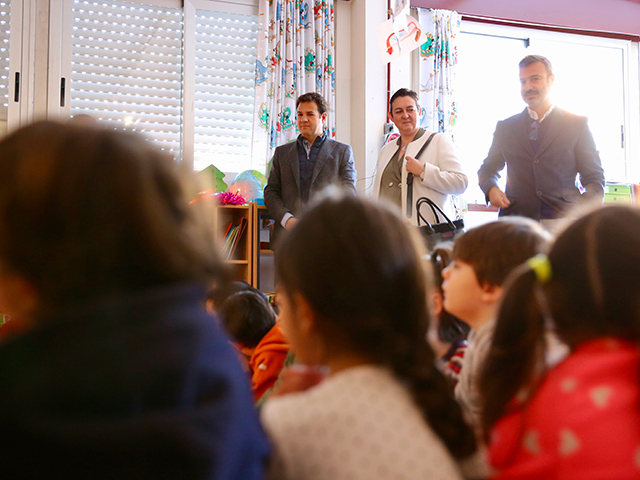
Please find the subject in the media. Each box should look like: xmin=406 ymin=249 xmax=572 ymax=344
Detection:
xmin=529 ymin=120 xmax=539 ymax=141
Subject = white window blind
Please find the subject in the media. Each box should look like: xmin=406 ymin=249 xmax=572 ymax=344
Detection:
xmin=70 ymin=0 xmax=183 ymax=156
xmin=0 ymin=0 xmax=9 ymax=115
xmin=193 ymin=8 xmax=257 ymax=172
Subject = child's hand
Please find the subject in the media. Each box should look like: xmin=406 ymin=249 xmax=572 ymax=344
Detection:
xmin=270 ymin=364 xmax=328 ymax=397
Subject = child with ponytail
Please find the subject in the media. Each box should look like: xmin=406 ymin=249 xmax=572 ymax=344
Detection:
xmin=481 ymin=205 xmax=640 ymax=479
xmin=261 ymin=191 xmax=483 ymax=480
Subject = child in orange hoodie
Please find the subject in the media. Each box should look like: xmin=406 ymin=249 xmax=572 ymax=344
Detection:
xmin=219 ymin=290 xmax=290 ymax=401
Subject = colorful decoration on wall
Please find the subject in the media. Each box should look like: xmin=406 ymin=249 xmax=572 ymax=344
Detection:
xmin=377 ymin=14 xmax=428 ymax=63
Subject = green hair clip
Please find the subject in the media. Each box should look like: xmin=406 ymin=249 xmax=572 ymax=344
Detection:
xmin=527 ymin=254 xmax=552 ymax=284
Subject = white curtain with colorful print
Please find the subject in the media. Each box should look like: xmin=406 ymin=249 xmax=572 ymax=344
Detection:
xmin=252 ymin=0 xmax=336 ymax=171
xmin=417 ymin=9 xmax=460 ymax=136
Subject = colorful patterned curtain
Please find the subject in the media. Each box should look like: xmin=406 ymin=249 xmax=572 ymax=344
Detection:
xmin=252 ymin=0 xmax=336 ymax=171
xmin=416 ymin=9 xmax=460 ymax=136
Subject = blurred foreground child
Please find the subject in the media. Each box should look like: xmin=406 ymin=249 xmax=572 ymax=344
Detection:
xmin=0 ymin=121 xmax=268 ymax=479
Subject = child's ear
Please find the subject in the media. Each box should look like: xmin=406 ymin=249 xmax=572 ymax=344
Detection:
xmin=430 ymin=291 xmax=444 ymax=316
xmin=293 ymin=293 xmax=317 ymax=335
xmin=480 ymin=283 xmax=504 ymax=304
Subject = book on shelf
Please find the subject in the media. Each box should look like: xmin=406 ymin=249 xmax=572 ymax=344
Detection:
xmin=221 ymin=217 xmax=248 ymax=260
xmin=229 ymin=217 xmax=248 ymax=258
xmin=223 ymin=220 xmax=234 ymax=239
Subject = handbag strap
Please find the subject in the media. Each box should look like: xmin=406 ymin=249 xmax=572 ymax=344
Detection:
xmin=406 ymin=132 xmax=438 ymax=219
xmin=416 ymin=197 xmax=456 ymax=230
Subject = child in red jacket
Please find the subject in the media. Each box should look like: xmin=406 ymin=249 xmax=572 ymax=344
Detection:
xmin=219 ymin=290 xmax=290 ymax=401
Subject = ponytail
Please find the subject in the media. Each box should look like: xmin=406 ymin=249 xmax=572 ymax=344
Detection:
xmin=389 ymin=330 xmax=477 ymax=460
xmin=479 ymin=266 xmax=547 ymax=439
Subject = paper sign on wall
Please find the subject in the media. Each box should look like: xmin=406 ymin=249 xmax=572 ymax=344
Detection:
xmin=391 ymin=0 xmax=409 ymax=18
xmin=377 ymin=14 xmax=428 ymax=64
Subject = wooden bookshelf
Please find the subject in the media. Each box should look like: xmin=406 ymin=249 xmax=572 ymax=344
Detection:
xmin=213 ymin=204 xmax=253 ymax=284
xmin=212 ymin=203 xmax=275 ymax=290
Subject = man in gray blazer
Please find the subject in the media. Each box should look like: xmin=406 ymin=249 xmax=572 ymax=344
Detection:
xmin=264 ymin=92 xmax=356 ymax=233
xmin=478 ymin=55 xmax=604 ymax=221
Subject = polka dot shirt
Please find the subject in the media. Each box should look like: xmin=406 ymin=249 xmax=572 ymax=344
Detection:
xmin=261 ymin=365 xmax=467 ymax=480
xmin=489 ymin=337 xmax=640 ymax=479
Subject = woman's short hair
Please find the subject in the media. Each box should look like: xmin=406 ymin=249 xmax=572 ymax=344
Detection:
xmin=389 ymin=88 xmax=419 ymax=112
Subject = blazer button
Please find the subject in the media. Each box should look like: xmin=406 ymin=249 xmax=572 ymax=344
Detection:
xmin=537 ymin=191 xmax=543 ymax=196
xmin=388 ymin=182 xmax=394 ymax=187
xmin=533 ymin=159 xmax=540 ymax=164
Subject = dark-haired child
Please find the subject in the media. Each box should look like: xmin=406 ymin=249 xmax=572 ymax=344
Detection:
xmin=428 ymin=245 xmax=470 ymax=387
xmin=219 ymin=290 xmax=289 ymax=401
xmin=441 ymin=217 xmax=551 ymax=430
xmin=261 ymin=190 xmax=484 ymax=480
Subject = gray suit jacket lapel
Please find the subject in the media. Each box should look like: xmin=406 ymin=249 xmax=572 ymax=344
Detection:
xmin=310 ymin=139 xmax=334 ymax=186
xmin=286 ymin=141 xmax=301 ymax=190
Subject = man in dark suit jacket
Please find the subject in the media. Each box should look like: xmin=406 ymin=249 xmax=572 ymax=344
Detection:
xmin=478 ymin=55 xmax=604 ymax=220
xmin=264 ymin=92 xmax=356 ymax=234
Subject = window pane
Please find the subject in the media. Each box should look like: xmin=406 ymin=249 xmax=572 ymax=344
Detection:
xmin=456 ymin=31 xmax=527 ymax=204
xmin=71 ymin=0 xmax=183 ymax=158
xmin=531 ymin=39 xmax=626 ymax=181
xmin=193 ymin=8 xmax=257 ymax=173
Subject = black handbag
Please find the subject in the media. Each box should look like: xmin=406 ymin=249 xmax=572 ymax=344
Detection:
xmin=416 ymin=197 xmax=465 ymax=251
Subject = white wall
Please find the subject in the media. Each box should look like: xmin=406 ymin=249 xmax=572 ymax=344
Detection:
xmin=335 ymin=0 xmax=416 ymax=195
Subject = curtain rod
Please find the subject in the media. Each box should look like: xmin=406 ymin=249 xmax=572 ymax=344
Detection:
xmin=459 ymin=13 xmax=640 ymax=42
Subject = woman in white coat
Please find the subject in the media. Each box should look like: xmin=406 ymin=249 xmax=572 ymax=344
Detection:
xmin=373 ymin=88 xmax=468 ymax=225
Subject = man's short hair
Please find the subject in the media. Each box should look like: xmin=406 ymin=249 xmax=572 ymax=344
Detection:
xmin=218 ymin=290 xmax=277 ymax=348
xmin=296 ymin=92 xmax=328 ymax=115
xmin=519 ymin=55 xmax=554 ymax=78
xmin=389 ymin=88 xmax=419 ymax=112
xmin=453 ymin=217 xmax=551 ymax=288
